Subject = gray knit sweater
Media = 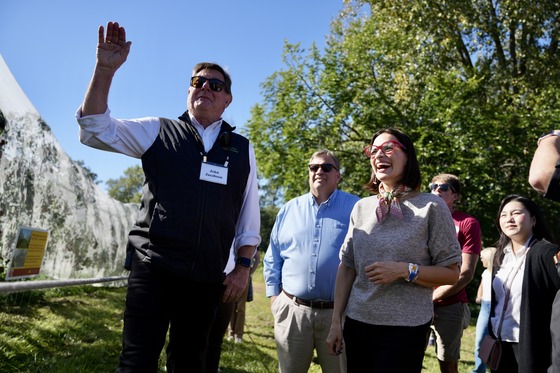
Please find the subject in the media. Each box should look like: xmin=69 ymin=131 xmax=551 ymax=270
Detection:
xmin=341 ymin=193 xmax=461 ymax=327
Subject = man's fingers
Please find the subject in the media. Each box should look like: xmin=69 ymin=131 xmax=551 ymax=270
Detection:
xmin=98 ymin=26 xmax=105 ymax=44
xmin=118 ymin=26 xmax=127 ymax=45
xmin=104 ymin=22 xmax=120 ymax=44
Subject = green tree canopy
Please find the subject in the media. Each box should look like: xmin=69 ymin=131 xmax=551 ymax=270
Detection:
xmin=106 ymin=165 xmax=143 ymax=204
xmin=244 ymin=0 xmax=560 ymax=246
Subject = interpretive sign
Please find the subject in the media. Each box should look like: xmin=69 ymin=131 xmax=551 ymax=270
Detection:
xmin=6 ymin=226 xmax=49 ymax=280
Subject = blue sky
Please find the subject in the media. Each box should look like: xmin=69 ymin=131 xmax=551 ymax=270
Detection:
xmin=0 ymin=0 xmax=344 ymax=190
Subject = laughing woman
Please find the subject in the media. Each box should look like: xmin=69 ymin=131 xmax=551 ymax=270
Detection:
xmin=488 ymin=195 xmax=560 ymax=373
xmin=326 ymin=128 xmax=462 ymax=373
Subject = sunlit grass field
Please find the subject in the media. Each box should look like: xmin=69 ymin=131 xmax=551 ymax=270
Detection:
xmin=221 ymin=272 xmax=478 ymax=373
xmin=0 ymin=271 xmax=478 ymax=372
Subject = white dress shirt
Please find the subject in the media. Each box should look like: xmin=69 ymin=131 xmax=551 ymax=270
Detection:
xmin=491 ymin=237 xmax=533 ymax=342
xmin=75 ymin=107 xmax=261 ymax=253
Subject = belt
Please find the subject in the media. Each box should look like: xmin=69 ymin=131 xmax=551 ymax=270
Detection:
xmin=283 ymin=290 xmax=334 ymax=309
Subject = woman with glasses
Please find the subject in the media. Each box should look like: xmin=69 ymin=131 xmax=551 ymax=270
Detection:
xmin=326 ymin=127 xmax=462 ymax=372
xmin=486 ymin=195 xmax=560 ymax=373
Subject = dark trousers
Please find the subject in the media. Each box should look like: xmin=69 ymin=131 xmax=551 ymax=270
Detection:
xmin=205 ymin=300 xmax=235 ymax=373
xmin=343 ymin=316 xmax=431 ymax=373
xmin=117 ymin=253 xmax=223 ymax=373
xmin=551 ymin=291 xmax=560 ymax=373
xmin=492 ymin=341 xmax=518 ymax=373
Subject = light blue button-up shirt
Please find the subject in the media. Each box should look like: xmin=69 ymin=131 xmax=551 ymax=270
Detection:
xmin=264 ymin=189 xmax=359 ymax=300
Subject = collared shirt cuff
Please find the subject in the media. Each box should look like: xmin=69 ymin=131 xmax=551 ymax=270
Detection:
xmin=233 ymin=233 xmax=261 ymax=254
xmin=76 ymin=106 xmax=112 ymax=131
xmin=266 ymin=284 xmax=281 ymax=298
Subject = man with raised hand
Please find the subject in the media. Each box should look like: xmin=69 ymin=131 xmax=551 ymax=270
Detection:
xmin=76 ymin=22 xmax=260 ymax=372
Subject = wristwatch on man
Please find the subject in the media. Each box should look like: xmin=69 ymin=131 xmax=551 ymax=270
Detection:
xmin=236 ymin=257 xmax=252 ymax=268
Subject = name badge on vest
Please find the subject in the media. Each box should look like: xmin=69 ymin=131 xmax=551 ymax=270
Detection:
xmin=200 ymin=162 xmax=228 ymax=185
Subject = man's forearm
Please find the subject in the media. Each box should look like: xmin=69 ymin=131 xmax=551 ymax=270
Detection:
xmin=81 ymin=67 xmax=115 ymax=116
xmin=432 ymin=274 xmax=472 ymax=301
xmin=237 ymin=245 xmax=257 ymax=259
xmin=529 ymin=134 xmax=560 ymax=194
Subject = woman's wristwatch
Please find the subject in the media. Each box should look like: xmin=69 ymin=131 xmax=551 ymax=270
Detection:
xmin=405 ymin=263 xmax=419 ymax=282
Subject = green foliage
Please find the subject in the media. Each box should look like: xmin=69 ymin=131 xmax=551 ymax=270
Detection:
xmin=0 ymin=278 xmax=99 ymax=309
xmin=0 ymin=255 xmax=9 ymax=282
xmin=106 ymin=164 xmax=144 ymax=203
xmin=244 ymin=0 xmax=560 ymax=248
xmin=0 ymin=286 xmax=125 ymax=372
xmin=259 ymin=205 xmax=279 ymax=252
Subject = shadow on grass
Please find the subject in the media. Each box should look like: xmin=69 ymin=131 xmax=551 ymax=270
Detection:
xmin=0 ymin=287 xmax=126 ymax=373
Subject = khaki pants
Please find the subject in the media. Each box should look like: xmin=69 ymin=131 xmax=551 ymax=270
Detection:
xmin=271 ymin=291 xmax=346 ymax=373
xmin=431 ymin=302 xmax=471 ymax=361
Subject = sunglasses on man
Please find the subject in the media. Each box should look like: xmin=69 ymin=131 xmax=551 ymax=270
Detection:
xmin=308 ymin=164 xmax=338 ymax=173
xmin=429 ymin=183 xmax=455 ymax=193
xmin=190 ymin=76 xmax=226 ymax=92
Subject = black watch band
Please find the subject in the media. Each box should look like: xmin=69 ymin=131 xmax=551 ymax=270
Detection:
xmin=236 ymin=257 xmax=252 ymax=268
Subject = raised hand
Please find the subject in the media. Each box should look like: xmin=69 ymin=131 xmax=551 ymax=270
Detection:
xmin=81 ymin=21 xmax=132 ymax=116
xmin=96 ymin=21 xmax=132 ymax=74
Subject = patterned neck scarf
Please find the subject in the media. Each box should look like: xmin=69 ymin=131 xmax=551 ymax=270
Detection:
xmin=376 ymin=184 xmax=411 ymax=222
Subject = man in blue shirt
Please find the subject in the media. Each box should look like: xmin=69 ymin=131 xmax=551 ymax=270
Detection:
xmin=263 ymin=149 xmax=359 ymax=373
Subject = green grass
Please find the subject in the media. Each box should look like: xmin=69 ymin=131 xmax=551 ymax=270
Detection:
xmin=0 ymin=286 xmax=124 ymax=372
xmin=0 ymin=273 xmax=479 ymax=372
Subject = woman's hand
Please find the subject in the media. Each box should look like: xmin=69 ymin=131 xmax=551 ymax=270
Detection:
xmin=326 ymin=322 xmax=344 ymax=356
xmin=365 ymin=261 xmax=407 ymax=284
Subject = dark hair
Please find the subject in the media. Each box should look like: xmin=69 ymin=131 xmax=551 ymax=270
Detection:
xmin=364 ymin=128 xmax=421 ymax=194
xmin=493 ymin=194 xmax=552 ymax=266
xmin=192 ymin=62 xmax=232 ymax=94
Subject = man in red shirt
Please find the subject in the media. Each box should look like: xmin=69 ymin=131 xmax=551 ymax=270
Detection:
xmin=430 ymin=174 xmax=482 ymax=373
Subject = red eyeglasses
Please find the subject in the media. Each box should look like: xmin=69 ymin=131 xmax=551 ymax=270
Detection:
xmin=363 ymin=140 xmax=406 ymax=158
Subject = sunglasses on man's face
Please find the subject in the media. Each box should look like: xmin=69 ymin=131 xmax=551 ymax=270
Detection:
xmin=308 ymin=163 xmax=337 ymax=173
xmin=429 ymin=183 xmax=454 ymax=192
xmin=190 ymin=76 xmax=226 ymax=92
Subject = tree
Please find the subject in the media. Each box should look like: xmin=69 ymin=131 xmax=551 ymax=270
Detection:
xmin=244 ymin=0 xmax=560 ymax=246
xmin=106 ymin=165 xmax=143 ymax=203
xmin=259 ymin=204 xmax=279 ymax=252
xmin=244 ymin=0 xmax=560 ymax=301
